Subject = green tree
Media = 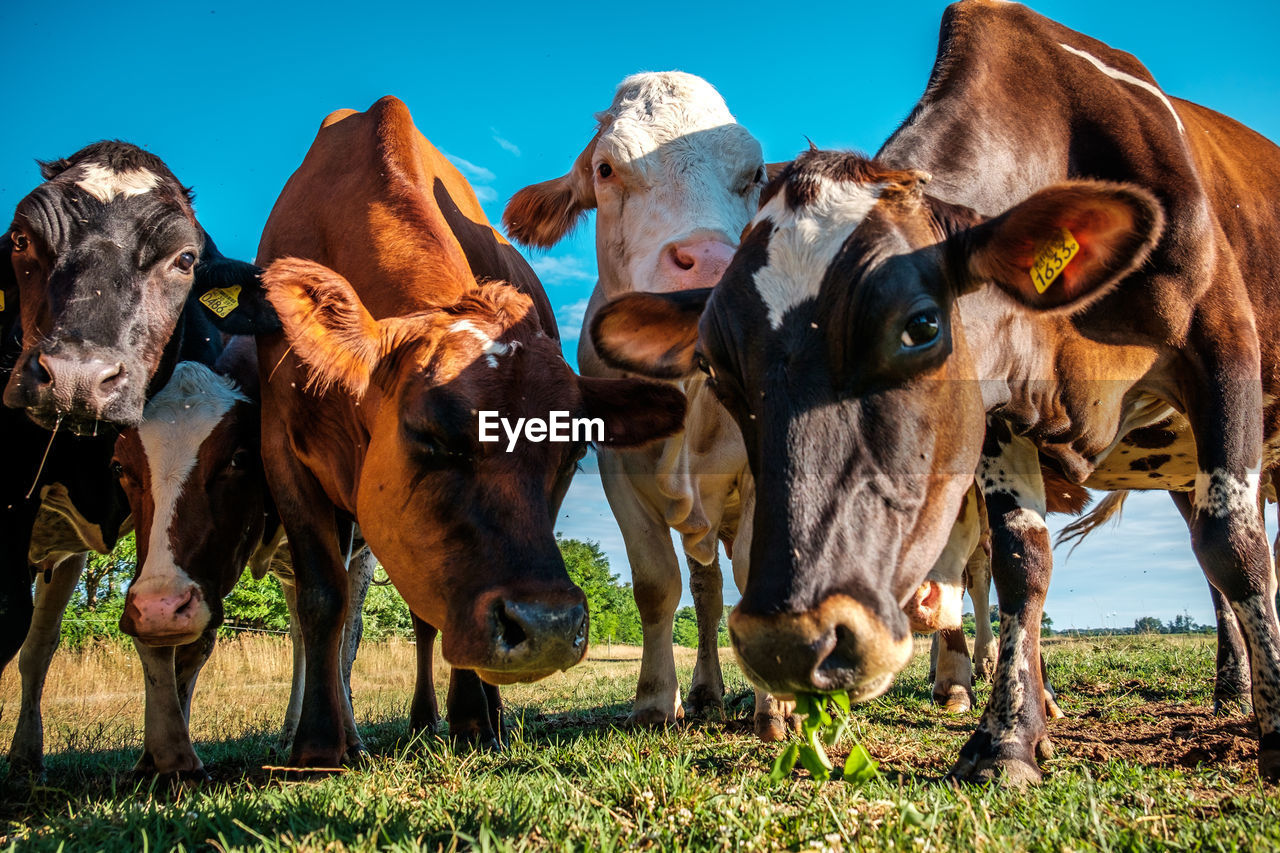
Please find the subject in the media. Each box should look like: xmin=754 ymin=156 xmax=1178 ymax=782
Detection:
xmin=672 ymin=606 xmax=699 ymax=648
xmin=558 ymin=535 xmax=643 ymax=645
xmin=1134 ymin=616 xmax=1164 ymax=634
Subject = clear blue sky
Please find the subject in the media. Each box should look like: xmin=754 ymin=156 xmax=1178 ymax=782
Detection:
xmin=5 ymin=1 xmax=1277 ymax=628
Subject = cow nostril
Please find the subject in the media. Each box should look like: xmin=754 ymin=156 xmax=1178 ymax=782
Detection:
xmin=494 ymin=601 xmax=528 ymax=649
xmin=668 ymin=245 xmax=695 ymax=271
xmin=816 ymin=625 xmax=857 ymax=678
xmin=98 ymin=362 xmax=125 ymax=390
xmin=174 ymin=589 xmax=196 ymax=618
xmin=32 ymin=353 xmax=54 ymax=385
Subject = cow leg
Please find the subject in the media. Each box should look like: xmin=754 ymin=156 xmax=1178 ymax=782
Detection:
xmin=969 ymin=550 xmax=997 ymax=682
xmin=752 ymin=691 xmax=798 ymax=742
xmin=1168 ymin=490 xmax=1251 ymax=713
xmin=1176 ymin=352 xmax=1280 ymax=781
xmin=268 ymin=473 xmax=353 ymax=767
xmin=409 ymin=616 xmax=441 ymax=733
xmin=932 ymin=628 xmax=975 ymax=714
xmin=601 ymin=454 xmax=684 ymax=727
xmin=685 ymin=553 xmax=725 ymax=718
xmin=1210 ymin=586 xmax=1253 ymax=713
xmin=8 ymin=554 xmax=85 ymax=777
xmin=134 ymin=641 xmax=205 ymax=779
xmin=277 ymin=575 xmax=305 ymax=752
xmin=953 ymin=434 xmax=1053 ymax=786
xmin=0 ymin=504 xmax=40 ymax=676
xmin=447 ymin=668 xmax=500 ymax=749
xmin=339 ymin=546 xmax=375 ymax=760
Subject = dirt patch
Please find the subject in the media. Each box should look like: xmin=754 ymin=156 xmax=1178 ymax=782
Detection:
xmin=1048 ymin=701 xmax=1256 ymax=774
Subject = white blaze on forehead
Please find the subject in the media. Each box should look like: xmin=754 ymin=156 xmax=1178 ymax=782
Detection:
xmin=73 ymin=162 xmax=161 ymax=203
xmin=134 ymin=362 xmax=248 ymax=595
xmin=450 ymin=319 xmax=516 ymax=369
xmin=752 ymin=177 xmax=884 ymax=330
xmin=1058 ymin=43 xmax=1185 ymax=134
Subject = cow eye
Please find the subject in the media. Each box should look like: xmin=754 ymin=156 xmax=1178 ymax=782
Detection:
xmin=174 ymin=251 xmax=196 ymax=273
xmin=110 ymin=460 xmax=124 ymax=477
xmin=754 ymin=166 xmax=766 ymax=184
xmin=10 ymin=232 xmax=27 ymax=252
xmin=901 ymin=309 xmax=941 ymax=348
xmin=228 ymin=449 xmax=254 ymax=470
xmin=694 ymin=353 xmax=714 ymax=379
xmin=597 ymin=162 xmax=613 ymax=179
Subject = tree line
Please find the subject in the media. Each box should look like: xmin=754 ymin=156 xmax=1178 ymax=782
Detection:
xmin=53 ymin=533 xmax=729 ymax=649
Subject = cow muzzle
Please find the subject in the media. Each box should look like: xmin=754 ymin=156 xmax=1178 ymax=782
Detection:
xmin=4 ymin=347 xmax=132 ymax=430
xmin=729 ymin=594 xmax=913 ymax=701
xmin=119 ymin=580 xmax=210 ymax=646
xmin=451 ymin=588 xmax=590 ymax=685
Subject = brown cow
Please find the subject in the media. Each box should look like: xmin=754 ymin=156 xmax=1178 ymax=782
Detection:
xmin=590 ymin=1 xmax=1280 ymax=784
xmin=254 ymin=96 xmax=686 ymax=766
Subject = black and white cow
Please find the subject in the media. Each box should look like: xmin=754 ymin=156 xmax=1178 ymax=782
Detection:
xmin=1 ymin=141 xmax=273 ymax=770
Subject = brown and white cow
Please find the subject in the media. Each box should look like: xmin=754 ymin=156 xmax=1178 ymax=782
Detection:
xmin=506 ymin=71 xmax=1020 ymax=728
xmin=591 ymin=1 xmax=1280 ymax=784
xmin=111 ymin=347 xmax=380 ymax=777
xmin=254 ymin=96 xmax=686 ymax=766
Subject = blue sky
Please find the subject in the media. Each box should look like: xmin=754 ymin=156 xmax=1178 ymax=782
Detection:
xmin=5 ymin=1 xmax=1277 ymax=628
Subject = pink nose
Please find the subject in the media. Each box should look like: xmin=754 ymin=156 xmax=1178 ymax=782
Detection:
xmin=120 ymin=583 xmax=205 ymax=645
xmin=656 ymin=238 xmax=736 ymax=291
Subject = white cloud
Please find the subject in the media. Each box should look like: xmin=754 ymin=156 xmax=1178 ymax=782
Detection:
xmin=530 ymin=253 xmax=595 ymax=283
xmin=474 ymin=185 xmax=497 ymax=202
xmin=441 ymin=151 xmax=496 ymax=183
xmin=556 ymin=297 xmax=590 ymax=341
xmin=491 ymin=128 xmax=521 ymax=157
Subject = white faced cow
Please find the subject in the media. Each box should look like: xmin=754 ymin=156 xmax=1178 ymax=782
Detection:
xmin=504 ymin=72 xmax=792 ymax=735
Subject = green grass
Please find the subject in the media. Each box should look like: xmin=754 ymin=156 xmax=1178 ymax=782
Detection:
xmin=3 ymin=635 xmax=1279 ymax=851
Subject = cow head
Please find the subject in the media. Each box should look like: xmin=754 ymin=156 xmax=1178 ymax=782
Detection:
xmin=504 ymin=72 xmax=766 ymax=297
xmin=262 ymin=257 xmax=686 ymax=684
xmin=115 ymin=360 xmax=269 ymax=646
xmin=591 ymin=150 xmax=1162 ymax=700
xmin=3 ymin=141 xmax=266 ymax=431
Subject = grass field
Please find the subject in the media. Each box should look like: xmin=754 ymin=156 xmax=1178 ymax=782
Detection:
xmin=2 ymin=633 xmax=1279 ymax=851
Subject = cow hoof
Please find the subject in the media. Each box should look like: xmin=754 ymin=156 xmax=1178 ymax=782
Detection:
xmin=289 ymin=744 xmax=349 ymax=769
xmin=157 ymin=767 xmax=212 ymax=788
xmin=451 ymin=728 xmax=502 ymax=751
xmin=974 ymin=659 xmax=995 ymax=682
xmin=951 ymin=755 xmax=1043 ymax=787
xmin=1036 ymin=737 xmax=1055 ymax=761
xmin=753 ymin=712 xmax=802 ymax=742
xmin=686 ymin=684 xmax=725 ymax=719
xmin=1259 ymin=748 xmax=1280 ymax=783
xmin=933 ymin=684 xmax=975 ymax=714
xmin=627 ymin=706 xmax=683 ymax=728
xmin=1043 ymin=693 xmax=1066 ymax=720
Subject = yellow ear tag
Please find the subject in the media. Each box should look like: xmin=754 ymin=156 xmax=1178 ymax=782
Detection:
xmin=1029 ymin=228 xmax=1080 ymax=294
xmin=199 ymin=285 xmax=241 ymax=318
xmin=0 ymin=291 xmax=6 ymax=312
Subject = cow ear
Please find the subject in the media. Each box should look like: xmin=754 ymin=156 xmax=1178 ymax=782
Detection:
xmin=579 ymin=376 xmax=687 ymax=448
xmin=589 ymin=289 xmax=711 ymax=379
xmin=260 ymin=257 xmax=383 ymax=398
xmin=765 ymin=161 xmax=789 ymax=183
xmin=958 ymin=181 xmax=1163 ymax=312
xmin=193 ymin=230 xmax=281 ymax=334
xmin=502 ymin=134 xmax=599 ymax=248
